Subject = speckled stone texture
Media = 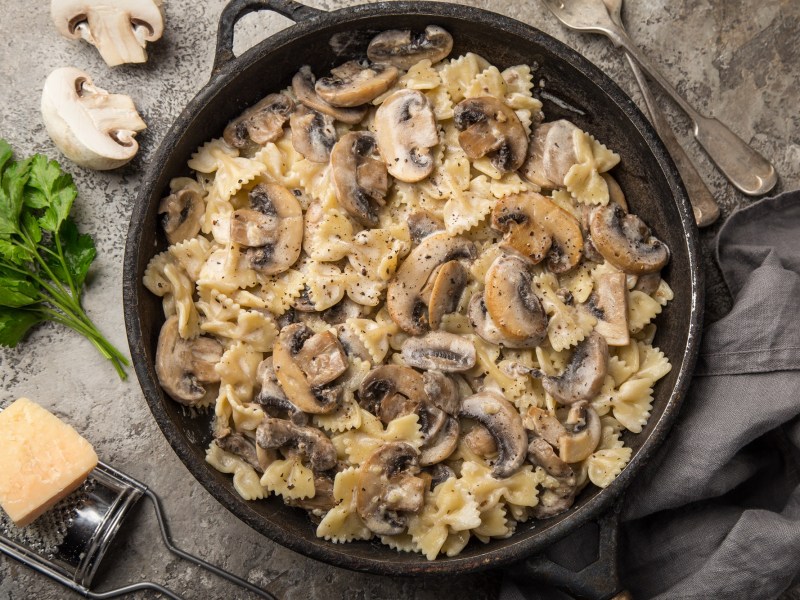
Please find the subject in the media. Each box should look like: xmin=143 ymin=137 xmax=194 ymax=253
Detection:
xmin=0 ymin=1 xmax=797 ymax=599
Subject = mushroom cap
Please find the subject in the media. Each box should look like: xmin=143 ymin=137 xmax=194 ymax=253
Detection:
xmin=520 ymin=120 xmax=580 ymax=189
xmin=51 ymin=0 xmax=165 ymax=66
xmin=223 ymin=93 xmax=294 ymax=148
xmin=355 ymin=442 xmax=424 ymax=535
xmin=558 ymin=402 xmax=602 ymax=463
xmin=536 ymin=332 xmax=609 ymax=405
xmin=158 ymin=187 xmax=203 ymax=246
xmin=243 ymin=183 xmax=303 ymax=275
xmin=459 ymin=391 xmax=527 ymax=479
xmin=468 ymin=292 xmax=542 ymax=349
xmin=424 ymin=260 xmax=469 ymax=330
xmin=367 ymin=25 xmax=454 ymax=70
xmin=358 ymin=364 xmax=426 ymax=415
xmin=581 ymin=271 xmax=630 ymax=346
xmin=315 ymin=60 xmax=399 ymax=108
xmin=290 ymin=105 xmax=337 ymax=163
xmin=155 ymin=316 xmax=223 ymax=406
xmin=256 ymin=417 xmax=337 ymax=472
xmin=484 ymin=255 xmax=548 ymax=345
xmin=387 ymin=232 xmax=476 ymax=334
xmin=292 ymin=66 xmax=367 ymax=125
xmin=422 ymin=370 xmax=461 ymax=415
xmin=454 ymin=96 xmax=528 ymax=173
xmin=41 ymin=67 xmax=146 ymax=170
xmin=401 ymin=331 xmax=476 ymax=372
xmin=589 ymin=204 xmax=670 ymax=274
xmin=330 ymin=131 xmax=388 ymax=228
xmin=375 ymin=89 xmax=439 ymax=183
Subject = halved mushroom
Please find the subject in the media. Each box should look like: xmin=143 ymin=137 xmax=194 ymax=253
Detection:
xmin=581 ymin=272 xmax=630 ymax=346
xmin=401 ymin=331 xmax=476 ymax=372
xmin=256 ymin=417 xmax=338 ymax=473
xmin=223 ymin=93 xmax=294 ymax=148
xmin=387 ymin=232 xmax=476 ymax=334
xmin=520 ymin=120 xmax=581 ymax=189
xmin=367 ymin=26 xmax=453 ymax=70
xmin=484 ymin=255 xmax=548 ymax=346
xmin=292 ymin=66 xmax=367 ymax=125
xmin=375 ymin=89 xmax=439 ymax=182
xmin=528 ymin=437 xmax=577 ymax=518
xmin=491 ymin=192 xmax=584 ymax=273
xmin=255 ymin=358 xmax=308 ymax=426
xmin=419 ymin=416 xmax=459 ymax=466
xmin=407 ymin=210 xmax=445 ymax=244
xmin=41 ymin=67 xmax=146 ymax=170
xmin=273 ymin=323 xmax=346 ymax=414
xmin=454 ymin=97 xmax=528 ymax=173
xmin=422 ymin=260 xmax=469 ymax=330
xmin=216 ymin=432 xmax=262 ymax=473
xmin=422 ymin=370 xmax=460 ymax=415
xmin=558 ymin=402 xmax=602 ymax=463
xmin=236 ymin=183 xmax=303 ymax=275
xmin=529 ymin=332 xmax=608 ymax=405
xmin=460 ymin=391 xmax=527 ymax=478
xmin=158 ymin=186 xmax=203 ymax=245
xmin=589 ymin=204 xmax=670 ymax=274
xmin=330 ymin=131 xmax=388 ymax=228
xmin=51 ymin=0 xmax=164 ymax=67
xmin=156 ymin=316 xmax=223 ymax=406
xmin=355 ymin=442 xmax=425 ymax=535
xmin=290 ymin=105 xmax=337 ymax=163
xmin=315 ymin=60 xmax=399 ymax=107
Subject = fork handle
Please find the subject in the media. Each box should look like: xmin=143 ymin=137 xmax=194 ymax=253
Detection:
xmin=610 ymin=29 xmax=777 ymax=196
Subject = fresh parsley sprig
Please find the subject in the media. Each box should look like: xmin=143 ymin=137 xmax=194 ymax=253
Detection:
xmin=0 ymin=139 xmax=129 ymax=379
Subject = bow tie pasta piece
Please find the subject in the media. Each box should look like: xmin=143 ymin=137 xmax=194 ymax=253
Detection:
xmin=189 ymin=139 xmax=267 ymax=201
xmin=206 ymin=442 xmax=268 ymax=501
xmin=316 ymin=468 xmax=373 ymax=543
xmin=563 ymin=129 xmax=621 ymax=206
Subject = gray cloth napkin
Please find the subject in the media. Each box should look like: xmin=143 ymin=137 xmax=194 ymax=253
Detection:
xmin=502 ymin=190 xmax=800 ymax=600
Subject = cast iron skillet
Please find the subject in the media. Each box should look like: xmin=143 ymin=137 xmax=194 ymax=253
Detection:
xmin=123 ymin=0 xmax=702 ymax=597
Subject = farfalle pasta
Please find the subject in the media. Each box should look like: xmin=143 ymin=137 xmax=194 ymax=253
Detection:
xmin=145 ymin=25 xmax=675 ymax=560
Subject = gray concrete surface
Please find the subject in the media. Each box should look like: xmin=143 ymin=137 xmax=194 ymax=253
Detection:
xmin=0 ymin=0 xmax=798 ymax=598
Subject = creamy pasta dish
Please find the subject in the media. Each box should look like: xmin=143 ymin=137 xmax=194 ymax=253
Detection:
xmin=143 ymin=26 xmax=673 ymax=560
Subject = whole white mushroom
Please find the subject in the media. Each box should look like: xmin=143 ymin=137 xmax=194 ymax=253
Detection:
xmin=41 ymin=67 xmax=146 ymax=170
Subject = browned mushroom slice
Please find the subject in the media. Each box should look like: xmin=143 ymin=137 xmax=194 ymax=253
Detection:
xmin=223 ymin=93 xmax=294 ymax=148
xmin=520 ymin=120 xmax=580 ymax=189
xmin=367 ymin=26 xmax=453 ymax=70
xmin=355 ymin=442 xmax=425 ymax=535
xmin=330 ymin=131 xmax=388 ymax=228
xmin=425 ymin=260 xmax=469 ymax=330
xmin=454 ymin=96 xmax=528 ymax=173
xmin=529 ymin=332 xmax=608 ymax=405
xmin=484 ymin=255 xmax=548 ymax=346
xmin=292 ymin=65 xmax=367 ymax=125
xmin=216 ymin=432 xmax=262 ymax=473
xmin=558 ymin=402 xmax=602 ymax=463
xmin=292 ymin=330 xmax=348 ymax=387
xmin=375 ymin=89 xmax=439 ymax=183
xmin=358 ymin=364 xmax=427 ymax=415
xmin=460 ymin=392 xmax=527 ymax=478
xmin=523 ymin=406 xmax=567 ymax=447
xmin=633 ymin=272 xmax=661 ymax=296
xmin=407 ymin=209 xmax=445 ymax=244
xmin=240 ymin=183 xmax=303 ymax=275
xmin=290 ymin=105 xmax=337 ymax=163
xmin=255 ymin=357 xmax=309 ymax=426
xmin=156 ymin=316 xmax=223 ymax=406
xmin=158 ymin=186 xmax=203 ymax=245
xmin=256 ymin=417 xmax=338 ymax=472
xmin=589 ymin=204 xmax=670 ymax=274
xmin=419 ymin=416 xmax=459 ymax=466
xmin=315 ymin=60 xmax=399 ymax=107
xmin=422 ymin=370 xmax=461 ymax=415
xmin=464 ymin=423 xmax=498 ymax=457
xmin=527 ymin=437 xmax=577 ymax=518
xmin=580 ymin=271 xmax=630 ymax=346
xmin=387 ymin=232 xmax=476 ymax=334
xmin=468 ymin=293 xmax=541 ymax=349
xmin=401 ymin=331 xmax=476 ymax=372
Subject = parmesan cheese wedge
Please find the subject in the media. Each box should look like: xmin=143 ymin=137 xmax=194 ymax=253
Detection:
xmin=0 ymin=397 xmax=98 ymax=527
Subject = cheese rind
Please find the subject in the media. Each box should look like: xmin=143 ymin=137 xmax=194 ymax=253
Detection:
xmin=0 ymin=397 xmax=98 ymax=527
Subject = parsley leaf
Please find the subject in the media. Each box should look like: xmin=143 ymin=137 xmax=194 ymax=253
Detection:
xmin=48 ymin=218 xmax=96 ymax=289
xmin=0 ymin=268 xmax=39 ymax=308
xmin=0 ymin=307 xmax=45 ymax=347
xmin=28 ymin=154 xmax=77 ymax=233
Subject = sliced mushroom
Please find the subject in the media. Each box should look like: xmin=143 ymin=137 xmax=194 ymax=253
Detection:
xmin=424 ymin=260 xmax=469 ymax=330
xmin=334 ymin=323 xmax=373 ymax=364
xmin=464 ymin=423 xmax=498 ymax=457
xmin=468 ymin=293 xmax=540 ymax=349
xmin=158 ymin=186 xmax=203 ymax=245
xmin=355 ymin=442 xmax=425 ymax=535
xmin=407 ymin=210 xmax=445 ymax=244
xmin=422 ymin=463 xmax=456 ymax=491
xmin=580 ymin=272 xmax=630 ymax=346
xmin=330 ymin=131 xmax=388 ymax=227
xmin=520 ymin=120 xmax=581 ymax=189
xmin=290 ymin=105 xmax=337 ymax=163
xmin=454 ymin=97 xmax=528 ymax=173
xmin=155 ymin=316 xmax=223 ymax=406
xmin=358 ymin=364 xmax=426 ymax=415
xmin=387 ymin=232 xmax=476 ymax=334
xmin=216 ymin=432 xmax=262 ymax=473
xmin=401 ymin=331 xmax=476 ymax=372
xmin=223 ymin=93 xmax=294 ymax=148
xmin=256 ymin=417 xmax=338 ymax=472
xmin=292 ymin=65 xmax=367 ymax=125
xmin=51 ymin=0 xmax=164 ymax=67
xmin=529 ymin=332 xmax=608 ymax=405
xmin=523 ymin=406 xmax=568 ymax=447
xmin=273 ymin=323 xmax=344 ymax=414
xmin=484 ymin=255 xmax=548 ymax=346
xmin=460 ymin=391 xmax=527 ymax=478
xmin=419 ymin=416 xmax=459 ymax=466
xmin=558 ymin=402 xmax=602 ymax=463
xmin=255 ymin=358 xmax=308 ymax=426
xmin=633 ymin=272 xmax=661 ymax=296
xmin=589 ymin=204 xmax=670 ymax=274
xmin=367 ymin=26 xmax=453 ymax=70
xmin=293 ymin=329 xmax=348 ymax=388
xmin=422 ymin=370 xmax=460 ymax=415
xmin=41 ymin=67 xmax=146 ymax=170
xmin=322 ymin=298 xmax=370 ymax=325
xmin=375 ymin=89 xmax=439 ymax=182
xmin=491 ymin=192 xmax=584 ymax=273
xmin=315 ymin=60 xmax=399 ymax=107
xmin=528 ymin=437 xmax=577 ymax=518
xmin=238 ymin=183 xmax=303 ymax=275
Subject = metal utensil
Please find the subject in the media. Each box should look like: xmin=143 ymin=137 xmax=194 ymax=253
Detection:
xmin=541 ymin=0 xmax=777 ymax=196
xmin=602 ymin=0 xmax=719 ymax=226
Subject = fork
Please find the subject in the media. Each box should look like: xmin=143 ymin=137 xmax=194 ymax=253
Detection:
xmin=603 ymin=0 xmax=719 ymax=226
xmin=541 ymin=0 xmax=777 ymax=197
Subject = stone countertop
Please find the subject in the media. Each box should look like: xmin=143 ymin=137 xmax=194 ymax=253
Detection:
xmin=0 ymin=0 xmax=797 ymax=598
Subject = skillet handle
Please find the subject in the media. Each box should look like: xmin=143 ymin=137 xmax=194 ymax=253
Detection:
xmin=213 ymin=0 xmax=325 ymax=74
xmin=505 ymin=502 xmax=632 ymax=600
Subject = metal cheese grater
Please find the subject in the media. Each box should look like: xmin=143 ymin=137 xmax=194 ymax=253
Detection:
xmin=0 ymin=461 xmax=276 ymax=599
